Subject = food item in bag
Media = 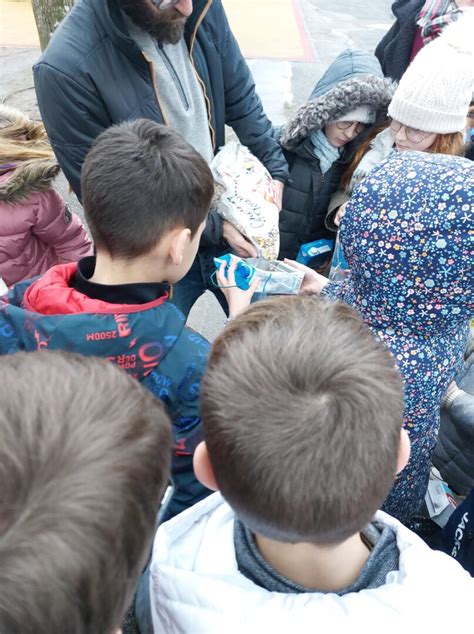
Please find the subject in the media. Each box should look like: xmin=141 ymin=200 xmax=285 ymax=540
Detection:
xmin=211 ymin=142 xmax=280 ymax=260
xmin=247 ymin=258 xmax=304 ymax=295
xmin=212 ymin=254 xmax=304 ymax=295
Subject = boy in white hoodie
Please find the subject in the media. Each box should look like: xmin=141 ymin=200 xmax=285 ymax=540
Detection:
xmin=146 ymin=296 xmax=473 ymax=633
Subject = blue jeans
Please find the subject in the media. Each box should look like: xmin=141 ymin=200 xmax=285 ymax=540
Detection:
xmin=172 ymin=247 xmax=229 ymax=317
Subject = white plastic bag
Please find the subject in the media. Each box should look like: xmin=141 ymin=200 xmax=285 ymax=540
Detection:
xmin=246 ymin=258 xmax=304 ymax=295
xmin=211 ymin=142 xmax=280 ymax=260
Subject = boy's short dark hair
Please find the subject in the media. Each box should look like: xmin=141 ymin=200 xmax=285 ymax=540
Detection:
xmin=81 ymin=119 xmax=214 ymax=259
xmin=0 ymin=351 xmax=172 ymax=634
xmin=201 ymin=296 xmax=404 ymax=545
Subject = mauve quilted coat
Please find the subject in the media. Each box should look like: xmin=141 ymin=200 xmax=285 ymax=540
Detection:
xmin=0 ymin=164 xmax=92 ymax=287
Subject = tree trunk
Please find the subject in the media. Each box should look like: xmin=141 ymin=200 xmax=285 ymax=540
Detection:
xmin=31 ymin=0 xmax=74 ymax=51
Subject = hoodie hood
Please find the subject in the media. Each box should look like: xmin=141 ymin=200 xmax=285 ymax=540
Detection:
xmin=321 ymin=150 xmax=473 ymax=521
xmin=309 ymin=49 xmax=386 ymax=99
xmin=0 ymin=263 xmax=186 ymax=382
xmin=338 ymin=151 xmax=473 ymax=336
xmin=281 ymin=50 xmax=395 ymax=149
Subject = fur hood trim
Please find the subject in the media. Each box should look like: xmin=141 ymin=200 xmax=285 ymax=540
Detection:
xmin=0 ymin=160 xmax=60 ymax=204
xmin=281 ymin=76 xmax=396 ymax=150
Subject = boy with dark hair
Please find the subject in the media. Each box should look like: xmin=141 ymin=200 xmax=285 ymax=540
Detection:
xmin=145 ymin=296 xmax=473 ymax=631
xmin=0 ymin=350 xmax=172 ymax=634
xmin=0 ymin=120 xmax=214 ymax=518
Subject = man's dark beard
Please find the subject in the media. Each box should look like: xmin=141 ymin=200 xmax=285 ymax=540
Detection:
xmin=118 ymin=0 xmax=187 ymax=44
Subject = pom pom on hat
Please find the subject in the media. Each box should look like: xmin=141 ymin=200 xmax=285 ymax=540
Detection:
xmin=388 ymin=9 xmax=474 ymax=134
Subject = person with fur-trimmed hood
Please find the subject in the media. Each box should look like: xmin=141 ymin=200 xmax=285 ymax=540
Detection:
xmin=0 ymin=107 xmax=92 ymax=288
xmin=277 ymin=50 xmax=394 ymax=261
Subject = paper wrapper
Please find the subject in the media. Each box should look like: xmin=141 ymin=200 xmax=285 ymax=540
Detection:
xmin=211 ymin=142 xmax=280 ymax=260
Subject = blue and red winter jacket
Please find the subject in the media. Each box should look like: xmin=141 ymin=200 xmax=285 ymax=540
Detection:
xmin=0 ymin=262 xmax=211 ymax=518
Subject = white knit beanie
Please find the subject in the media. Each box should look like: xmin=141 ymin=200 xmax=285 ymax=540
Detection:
xmin=388 ymin=9 xmax=474 ymax=133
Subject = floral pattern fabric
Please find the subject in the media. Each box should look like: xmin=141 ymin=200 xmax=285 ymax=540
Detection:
xmin=323 ymin=151 xmax=474 ymax=522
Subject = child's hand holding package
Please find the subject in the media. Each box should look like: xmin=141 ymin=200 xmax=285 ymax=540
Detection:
xmin=284 ymin=259 xmax=329 ymax=295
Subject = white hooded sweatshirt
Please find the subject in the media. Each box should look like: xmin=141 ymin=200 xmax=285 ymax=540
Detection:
xmin=149 ymin=493 xmax=473 ymax=634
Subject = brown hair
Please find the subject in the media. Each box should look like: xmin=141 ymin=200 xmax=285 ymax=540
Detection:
xmin=342 ymin=121 xmax=388 ymax=189
xmin=81 ymin=119 xmax=214 ymax=259
xmin=428 ymin=131 xmax=465 ymax=156
xmin=201 ymin=296 xmax=404 ymax=545
xmin=0 ymin=351 xmax=172 ymax=634
xmin=342 ymin=124 xmax=466 ymax=189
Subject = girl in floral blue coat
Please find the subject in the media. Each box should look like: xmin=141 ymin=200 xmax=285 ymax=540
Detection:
xmin=286 ymin=151 xmax=473 ymax=523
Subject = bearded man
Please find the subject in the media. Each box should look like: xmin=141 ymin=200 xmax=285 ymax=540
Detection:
xmin=34 ymin=0 xmax=288 ymax=315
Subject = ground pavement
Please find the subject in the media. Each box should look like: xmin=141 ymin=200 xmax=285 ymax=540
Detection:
xmin=0 ymin=0 xmax=394 ymax=340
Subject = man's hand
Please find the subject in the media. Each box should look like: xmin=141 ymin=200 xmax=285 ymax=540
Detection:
xmin=273 ymin=179 xmax=284 ymax=211
xmin=223 ymin=220 xmax=258 ymax=258
xmin=283 ymin=259 xmax=329 ymax=295
xmin=216 ymin=256 xmax=259 ymax=318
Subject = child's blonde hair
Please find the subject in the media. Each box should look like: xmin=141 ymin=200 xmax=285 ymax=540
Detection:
xmin=0 ymin=106 xmax=56 ymax=164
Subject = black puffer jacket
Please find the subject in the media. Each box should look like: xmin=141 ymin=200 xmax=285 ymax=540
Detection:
xmin=432 ymin=350 xmax=474 ymax=496
xmin=375 ymin=0 xmax=424 ymax=81
xmin=278 ymin=141 xmax=352 ymax=260
xmin=278 ymin=49 xmax=395 ymax=261
xmin=33 ymin=0 xmax=288 ymax=245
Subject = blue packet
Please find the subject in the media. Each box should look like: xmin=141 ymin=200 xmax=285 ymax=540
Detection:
xmin=296 ymin=239 xmax=334 ymax=266
xmin=213 ymin=254 xmax=256 ymax=290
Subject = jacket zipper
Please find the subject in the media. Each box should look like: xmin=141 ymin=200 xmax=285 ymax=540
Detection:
xmin=157 ymin=42 xmax=190 ymax=110
xmin=142 ymin=0 xmax=215 ymax=149
xmin=142 ymin=51 xmax=169 ymax=126
xmin=189 ymin=0 xmax=216 ymax=150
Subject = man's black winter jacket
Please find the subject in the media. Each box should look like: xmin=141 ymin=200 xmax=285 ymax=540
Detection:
xmin=34 ymin=0 xmax=288 ymax=243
